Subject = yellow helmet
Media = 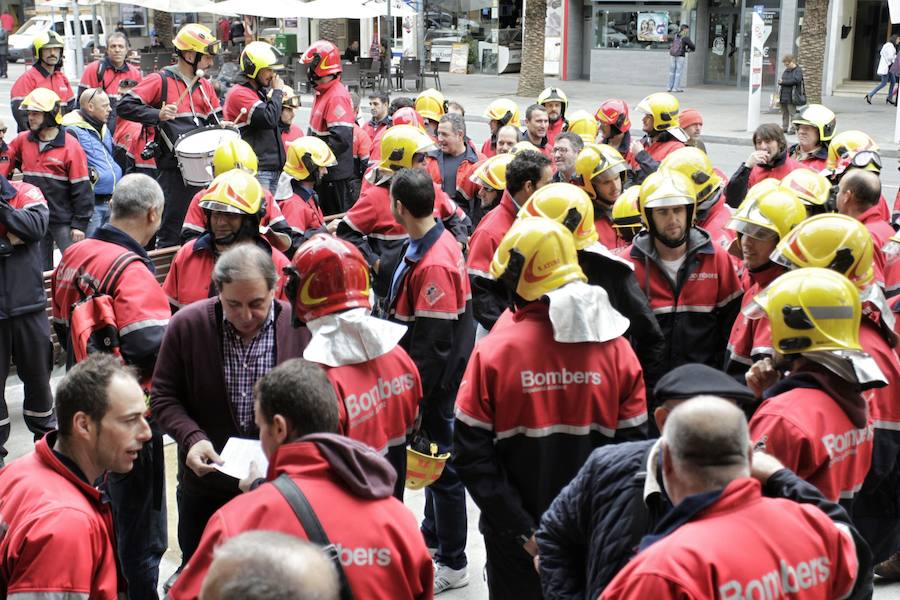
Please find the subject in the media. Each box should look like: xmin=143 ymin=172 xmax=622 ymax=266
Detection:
xmin=19 ymin=88 xmax=62 ymax=125
xmin=771 ymin=213 xmax=875 ymax=289
xmin=240 ymin=41 xmax=284 ymax=78
xmin=659 ymin=147 xmax=723 ymax=203
xmin=780 ymin=168 xmax=831 ymax=210
xmin=33 ymin=30 xmax=64 ymax=57
xmin=415 ymin=88 xmax=447 ymax=123
xmin=826 ymin=130 xmax=879 ymax=175
xmin=537 ymin=87 xmax=569 ymax=115
xmin=792 ymin=104 xmax=837 ymax=143
xmin=510 ymin=141 xmax=541 ymax=155
xmin=566 ymin=110 xmax=599 ymax=144
xmin=470 ymin=153 xmax=515 ymax=192
xmin=638 ymin=170 xmax=696 ymax=229
xmin=212 ymin=139 xmax=259 ymax=176
xmin=199 ymin=169 xmax=264 ymax=216
xmin=281 ymin=86 xmax=301 ymax=109
xmin=637 ymin=92 xmax=680 ymax=131
xmin=406 ymin=436 xmax=450 ymax=490
xmin=750 ymin=268 xmax=862 ymax=354
xmin=173 ymin=23 xmax=220 ymax=56
xmin=612 ymin=186 xmax=642 ymax=230
xmin=727 ymin=188 xmax=807 ymax=241
xmin=574 ymin=144 xmax=627 ymax=199
xmin=378 ymin=125 xmax=436 ymax=172
xmin=484 ymin=98 xmax=521 ymax=128
xmin=517 ymin=183 xmax=598 ymax=250
xmin=284 ymin=137 xmax=338 ymax=181
xmin=491 ymin=218 xmax=586 ymax=301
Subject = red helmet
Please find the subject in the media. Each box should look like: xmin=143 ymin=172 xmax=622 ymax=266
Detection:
xmin=301 ymin=40 xmax=342 ymax=78
xmin=595 ymin=99 xmax=631 ymax=133
xmin=286 ymin=234 xmax=371 ymax=322
xmin=392 ymin=106 xmax=426 ymax=131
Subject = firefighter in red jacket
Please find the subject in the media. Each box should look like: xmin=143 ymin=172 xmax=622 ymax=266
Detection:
xmin=467 ymin=150 xmax=553 ymax=332
xmin=77 ymin=31 xmax=142 ymax=135
xmin=224 ymin=41 xmax=286 ymax=194
xmin=660 ymin=146 xmax=736 ymax=253
xmin=788 ymin=103 xmax=835 ymax=171
xmin=780 ymin=167 xmax=832 ymax=217
xmin=168 ymin=359 xmax=434 ymax=600
xmin=746 ymin=268 xmax=883 ymax=503
xmin=0 ymin=176 xmax=53 ymax=465
xmin=10 ymin=31 xmax=74 ymax=132
xmin=276 ymin=137 xmax=334 ymax=252
xmin=336 ymin=124 xmax=470 ymax=300
xmin=456 ymin=216 xmax=647 ymax=598
xmin=51 ymin=173 xmax=172 ymax=598
xmin=179 ymin=138 xmax=292 ymax=252
xmin=117 ymin=23 xmax=222 ymax=248
xmin=164 ymin=169 xmax=291 ymax=309
xmin=425 ymin=112 xmax=485 ymax=224
xmin=521 ymin=104 xmax=554 ymax=158
xmin=378 ymin=167 xmax=474 ymax=593
xmin=626 ymin=170 xmax=743 ymax=393
xmin=725 ymin=123 xmax=802 ymax=208
xmin=601 ymin=396 xmax=860 ymax=600
xmin=723 ymin=186 xmax=806 ymax=382
xmin=836 ymin=169 xmax=894 ymax=282
xmin=573 ymin=143 xmax=629 ymax=252
xmin=279 ymin=86 xmax=304 ymax=150
xmin=537 ymin=87 xmax=568 ymax=146
xmin=301 ymin=40 xmax=356 ymax=215
xmin=286 ymin=235 xmax=421 ymax=499
xmin=0 ymin=355 xmax=152 ymax=600
xmin=765 ymin=214 xmax=900 ymax=564
xmin=596 ymin=99 xmax=636 ymax=169
xmin=629 ymin=92 xmax=686 ymax=183
xmin=415 ymin=87 xmax=447 ymax=140
xmin=3 ymin=88 xmax=94 ymax=269
xmin=481 ymin=98 xmax=520 ymax=158
xmin=825 ymin=130 xmax=892 ymax=221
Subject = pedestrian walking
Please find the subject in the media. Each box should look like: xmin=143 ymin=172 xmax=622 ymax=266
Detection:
xmin=0 ymin=25 xmax=9 ymax=79
xmin=666 ymin=24 xmax=695 ymax=92
xmin=777 ymin=54 xmax=805 ymax=132
xmin=866 ymin=35 xmax=899 ymax=104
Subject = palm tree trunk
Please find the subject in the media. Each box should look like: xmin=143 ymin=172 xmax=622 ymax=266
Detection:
xmin=517 ymin=0 xmax=547 ymax=97
xmin=797 ymin=0 xmax=828 ymax=102
xmin=153 ymin=10 xmax=174 ymax=49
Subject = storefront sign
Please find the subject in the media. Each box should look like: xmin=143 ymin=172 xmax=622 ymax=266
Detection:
xmin=449 ymin=43 xmax=469 ymax=74
xmin=637 ymin=12 xmax=668 ymax=42
xmin=747 ymin=11 xmax=764 ymax=131
xmin=712 ymin=36 xmax=725 ymax=55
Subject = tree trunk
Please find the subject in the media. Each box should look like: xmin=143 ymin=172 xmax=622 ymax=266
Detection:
xmin=797 ymin=0 xmax=828 ymax=103
xmin=517 ymin=0 xmax=547 ymax=97
xmin=153 ymin=10 xmax=174 ymax=49
xmin=318 ymin=19 xmax=342 ymax=45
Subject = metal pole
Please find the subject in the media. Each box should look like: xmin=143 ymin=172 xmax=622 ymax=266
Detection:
xmin=91 ymin=4 xmax=99 ymax=50
xmin=417 ymin=0 xmax=424 ymax=76
xmin=70 ymin=0 xmax=84 ymax=75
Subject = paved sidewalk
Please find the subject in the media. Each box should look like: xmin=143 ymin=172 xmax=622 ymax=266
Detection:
xmin=342 ymin=71 xmax=900 ymax=156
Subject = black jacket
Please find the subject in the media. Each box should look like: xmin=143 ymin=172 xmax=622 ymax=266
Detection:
xmin=0 ymin=177 xmax=48 ymax=319
xmin=537 ymin=439 xmax=874 ymax=600
xmin=227 ymin=77 xmax=286 ymax=171
xmin=779 ymin=66 xmax=804 ymax=105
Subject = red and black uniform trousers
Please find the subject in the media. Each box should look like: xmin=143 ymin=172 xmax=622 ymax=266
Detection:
xmin=0 ymin=179 xmax=55 ymax=462
xmin=118 ymin=69 xmax=222 ymax=248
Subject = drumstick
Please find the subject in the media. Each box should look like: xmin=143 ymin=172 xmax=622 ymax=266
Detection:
xmin=170 ymin=69 xmax=206 ymax=109
xmin=232 ymin=108 xmax=248 ymax=127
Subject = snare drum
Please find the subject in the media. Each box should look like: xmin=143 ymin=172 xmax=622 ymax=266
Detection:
xmin=173 ymin=126 xmax=240 ymax=187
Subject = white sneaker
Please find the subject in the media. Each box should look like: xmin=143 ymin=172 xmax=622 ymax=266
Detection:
xmin=434 ymin=563 xmax=469 ymax=594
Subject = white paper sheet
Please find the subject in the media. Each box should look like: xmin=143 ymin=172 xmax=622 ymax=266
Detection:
xmin=214 ymin=437 xmax=269 ymax=480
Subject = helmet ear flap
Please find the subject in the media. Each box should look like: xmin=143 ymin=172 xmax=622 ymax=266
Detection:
xmin=828 ymin=247 xmax=855 ymax=275
xmin=283 ymin=265 xmax=300 ymax=304
xmin=562 ymin=207 xmax=581 ymax=233
xmin=499 ymin=248 xmax=526 ymax=295
xmin=301 ymin=153 xmax=317 ymax=180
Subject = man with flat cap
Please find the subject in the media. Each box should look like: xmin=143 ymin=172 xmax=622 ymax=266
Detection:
xmin=536 ymin=363 xmax=873 ymax=600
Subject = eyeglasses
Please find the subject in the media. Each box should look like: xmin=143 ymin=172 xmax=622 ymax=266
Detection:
xmin=87 ymin=87 xmax=102 ymax=104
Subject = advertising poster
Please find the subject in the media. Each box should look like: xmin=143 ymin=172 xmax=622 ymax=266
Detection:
xmin=637 ymin=11 xmax=668 ymax=42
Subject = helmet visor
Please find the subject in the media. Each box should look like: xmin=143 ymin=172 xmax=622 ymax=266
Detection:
xmin=728 ymin=219 xmax=779 ymax=241
xmin=852 ymin=150 xmax=882 ymax=172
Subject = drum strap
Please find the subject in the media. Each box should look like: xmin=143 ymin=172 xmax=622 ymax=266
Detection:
xmin=155 ymin=71 xmax=175 ymax=151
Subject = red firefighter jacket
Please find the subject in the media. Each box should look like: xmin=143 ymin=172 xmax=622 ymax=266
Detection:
xmin=180 ymin=187 xmax=288 ymax=242
xmin=0 ymin=433 xmax=124 ymax=599
xmin=600 ymin=478 xmax=858 ymax=600
xmin=455 ymin=301 xmax=647 ymax=538
xmin=169 ymin=436 xmax=434 ymax=600
xmin=10 ymin=64 xmax=75 ymax=131
xmin=724 ymin=263 xmax=785 ymax=380
xmin=308 ymin=78 xmax=355 ymax=181
xmin=224 ymin=79 xmax=286 ymax=171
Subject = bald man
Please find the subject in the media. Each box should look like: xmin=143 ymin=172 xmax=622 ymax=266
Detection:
xmin=200 ymin=531 xmax=339 ymax=600
xmin=601 ymin=397 xmax=866 ymax=600
xmin=836 ymin=169 xmax=894 ymax=280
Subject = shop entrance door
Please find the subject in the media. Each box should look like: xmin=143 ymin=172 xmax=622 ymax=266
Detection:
xmin=706 ymin=10 xmax=740 ymax=84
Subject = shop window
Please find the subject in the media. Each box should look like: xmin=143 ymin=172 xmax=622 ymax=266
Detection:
xmin=425 ymin=0 xmax=512 ymax=68
xmin=593 ymin=5 xmax=686 ymax=49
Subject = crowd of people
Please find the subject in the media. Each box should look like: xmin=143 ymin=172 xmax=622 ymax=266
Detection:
xmin=0 ymin=19 xmax=898 ymax=600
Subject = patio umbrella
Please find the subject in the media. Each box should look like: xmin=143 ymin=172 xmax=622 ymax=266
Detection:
xmin=210 ymin=0 xmax=309 ymax=18
xmin=104 ymin=0 xmax=236 ymax=15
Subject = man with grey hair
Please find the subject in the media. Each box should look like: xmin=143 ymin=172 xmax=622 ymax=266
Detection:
xmin=78 ymin=31 xmax=142 ymax=134
xmin=428 ymin=111 xmax=484 ymax=224
xmin=151 ymin=243 xmax=310 ymax=577
xmin=600 ymin=396 xmax=863 ymax=600
xmin=200 ymin=531 xmax=339 ymax=600
xmin=62 ymin=87 xmax=123 ymax=235
xmin=51 ymin=172 xmax=170 ymax=599
xmin=551 ymin=131 xmax=583 ymax=184
xmin=496 ymin=125 xmax=520 ymax=155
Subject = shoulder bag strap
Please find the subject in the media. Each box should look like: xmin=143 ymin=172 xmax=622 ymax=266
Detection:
xmin=271 ymin=474 xmax=356 ymax=600
xmin=100 ymin=251 xmax=142 ymax=295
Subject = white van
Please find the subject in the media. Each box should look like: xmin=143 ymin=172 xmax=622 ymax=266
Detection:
xmin=9 ymin=14 xmax=106 ymax=62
